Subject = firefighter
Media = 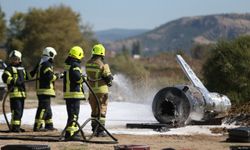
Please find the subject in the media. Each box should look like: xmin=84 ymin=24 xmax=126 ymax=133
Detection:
xmin=31 ymin=47 xmax=61 ymax=131
xmin=86 ymin=44 xmax=113 ymax=137
xmin=2 ymin=50 xmax=30 ymax=132
xmin=63 ymin=46 xmax=85 ymax=140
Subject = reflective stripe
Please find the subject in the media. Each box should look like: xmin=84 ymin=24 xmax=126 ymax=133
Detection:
xmin=11 ymin=119 xmax=21 ymax=125
xmin=64 ymin=92 xmax=85 ymax=99
xmin=99 ymin=117 xmax=106 ymax=125
xmin=35 ymin=119 xmax=45 ymax=125
xmin=4 ymin=70 xmax=13 ymax=84
xmin=45 ymin=119 xmax=53 ymax=124
xmin=7 ymin=77 xmax=13 ymax=84
xmin=37 ymin=89 xmax=55 ymax=96
xmin=66 ymin=126 xmax=78 ymax=136
xmin=39 ymin=109 xmax=45 ymax=119
xmin=9 ymin=91 xmax=26 ymax=98
xmin=43 ymin=67 xmax=52 ymax=74
xmin=92 ymin=86 xmax=108 ymax=93
xmin=51 ymin=74 xmax=57 ymax=82
xmin=12 ymin=67 xmax=18 ymax=84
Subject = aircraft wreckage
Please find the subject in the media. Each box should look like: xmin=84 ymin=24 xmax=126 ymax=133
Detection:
xmin=152 ymin=55 xmax=231 ymax=126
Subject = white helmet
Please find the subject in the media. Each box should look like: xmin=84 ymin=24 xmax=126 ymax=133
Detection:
xmin=9 ymin=50 xmax=22 ymax=61
xmin=43 ymin=47 xmax=57 ymax=59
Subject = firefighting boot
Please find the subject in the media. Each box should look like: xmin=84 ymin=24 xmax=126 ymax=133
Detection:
xmin=96 ymin=126 xmax=108 ymax=137
xmin=11 ymin=125 xmax=21 ymax=133
xmin=33 ymin=123 xmax=47 ymax=132
xmin=45 ymin=123 xmax=57 ymax=131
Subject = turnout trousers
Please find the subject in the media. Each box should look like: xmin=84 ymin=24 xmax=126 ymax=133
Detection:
xmin=10 ymin=98 xmax=25 ymax=131
xmin=88 ymin=93 xmax=108 ymax=132
xmin=33 ymin=95 xmax=54 ymax=130
xmin=65 ymin=99 xmax=80 ymax=138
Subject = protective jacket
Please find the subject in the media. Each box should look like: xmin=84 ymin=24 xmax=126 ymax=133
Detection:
xmin=86 ymin=56 xmax=112 ymax=94
xmin=2 ymin=65 xmax=29 ymax=98
xmin=36 ymin=61 xmax=57 ymax=96
xmin=63 ymin=57 xmax=85 ymax=100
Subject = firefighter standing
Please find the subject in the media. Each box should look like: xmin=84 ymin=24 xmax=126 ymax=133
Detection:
xmin=2 ymin=50 xmax=30 ymax=132
xmin=63 ymin=46 xmax=85 ymax=140
xmin=86 ymin=44 xmax=113 ymax=137
xmin=32 ymin=47 xmax=60 ymax=131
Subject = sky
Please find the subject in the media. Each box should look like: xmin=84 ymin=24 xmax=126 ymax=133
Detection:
xmin=1 ymin=0 xmax=250 ymax=31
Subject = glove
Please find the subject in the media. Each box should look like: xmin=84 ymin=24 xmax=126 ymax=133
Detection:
xmin=55 ymin=72 xmax=64 ymax=79
xmin=102 ymin=75 xmax=113 ymax=87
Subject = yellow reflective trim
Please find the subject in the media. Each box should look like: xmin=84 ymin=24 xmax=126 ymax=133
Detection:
xmin=64 ymin=92 xmax=85 ymax=99
xmin=43 ymin=67 xmax=52 ymax=74
xmin=66 ymin=126 xmax=78 ymax=136
xmin=92 ymin=85 xmax=108 ymax=93
xmin=35 ymin=119 xmax=45 ymax=124
xmin=39 ymin=109 xmax=45 ymax=119
xmin=7 ymin=77 xmax=13 ymax=84
xmin=3 ymin=70 xmax=11 ymax=76
xmin=9 ymin=92 xmax=26 ymax=98
xmin=73 ymin=67 xmax=82 ymax=73
xmin=51 ymin=74 xmax=57 ymax=82
xmin=11 ymin=120 xmax=21 ymax=125
xmin=99 ymin=117 xmax=106 ymax=124
xmin=37 ymin=88 xmax=55 ymax=96
xmin=45 ymin=119 xmax=53 ymax=124
xmin=12 ymin=67 xmax=17 ymax=73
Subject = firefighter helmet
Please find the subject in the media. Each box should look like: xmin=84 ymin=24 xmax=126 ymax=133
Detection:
xmin=69 ymin=46 xmax=84 ymax=60
xmin=92 ymin=44 xmax=105 ymax=56
xmin=9 ymin=50 xmax=22 ymax=61
xmin=43 ymin=47 xmax=57 ymax=59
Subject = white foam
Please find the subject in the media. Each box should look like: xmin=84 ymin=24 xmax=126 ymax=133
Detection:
xmin=0 ymin=102 xmax=237 ymax=135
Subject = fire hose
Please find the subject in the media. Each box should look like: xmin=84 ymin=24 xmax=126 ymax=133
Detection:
xmin=59 ymin=76 xmax=118 ymax=144
xmin=1 ymin=76 xmax=118 ymax=144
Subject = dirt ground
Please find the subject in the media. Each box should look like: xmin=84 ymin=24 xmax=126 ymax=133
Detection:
xmin=0 ymin=124 xmax=249 ymax=150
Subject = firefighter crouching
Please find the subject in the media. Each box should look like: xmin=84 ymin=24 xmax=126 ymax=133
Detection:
xmin=63 ymin=46 xmax=85 ymax=140
xmin=86 ymin=44 xmax=113 ymax=137
xmin=2 ymin=50 xmax=30 ymax=132
xmin=31 ymin=47 xmax=61 ymax=131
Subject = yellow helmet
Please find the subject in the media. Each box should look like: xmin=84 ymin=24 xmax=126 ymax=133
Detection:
xmin=92 ymin=44 xmax=105 ymax=56
xmin=69 ymin=46 xmax=84 ymax=60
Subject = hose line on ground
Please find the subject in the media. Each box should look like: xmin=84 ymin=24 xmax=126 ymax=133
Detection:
xmin=1 ymin=77 xmax=118 ymax=144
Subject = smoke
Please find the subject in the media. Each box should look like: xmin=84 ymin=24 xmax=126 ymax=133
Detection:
xmin=110 ymin=73 xmax=157 ymax=104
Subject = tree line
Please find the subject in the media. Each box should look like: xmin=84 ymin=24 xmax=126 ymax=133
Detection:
xmin=0 ymin=5 xmax=97 ymax=67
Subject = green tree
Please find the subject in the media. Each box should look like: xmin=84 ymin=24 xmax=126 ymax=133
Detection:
xmin=0 ymin=7 xmax=6 ymax=43
xmin=203 ymin=36 xmax=250 ymax=104
xmin=7 ymin=12 xmax=26 ymax=51
xmin=7 ymin=5 xmax=96 ymax=66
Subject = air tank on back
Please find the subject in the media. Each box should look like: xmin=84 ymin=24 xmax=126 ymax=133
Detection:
xmin=152 ymin=55 xmax=231 ymax=125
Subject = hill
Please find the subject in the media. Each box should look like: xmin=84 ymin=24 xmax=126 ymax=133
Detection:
xmin=95 ymin=28 xmax=149 ymax=43
xmin=107 ymin=13 xmax=250 ymax=53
